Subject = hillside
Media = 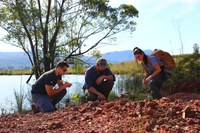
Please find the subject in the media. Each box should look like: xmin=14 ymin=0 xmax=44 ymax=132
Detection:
xmin=0 ymin=52 xmax=31 ymax=70
xmin=0 ymin=94 xmax=199 ymax=132
xmin=102 ymin=50 xmax=152 ymax=63
xmin=0 ymin=50 xmax=153 ymax=70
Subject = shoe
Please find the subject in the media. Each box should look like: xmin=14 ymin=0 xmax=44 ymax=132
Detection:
xmin=31 ymin=103 xmax=40 ymax=114
xmin=54 ymin=106 xmax=58 ymax=111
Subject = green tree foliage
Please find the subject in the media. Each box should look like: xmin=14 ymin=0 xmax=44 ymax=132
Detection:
xmin=0 ymin=0 xmax=138 ymax=80
xmin=72 ymin=59 xmax=84 ymax=74
xmin=171 ymin=54 xmax=200 ymax=82
xmin=193 ymin=43 xmax=199 ymax=54
xmin=90 ymin=49 xmax=102 ymax=59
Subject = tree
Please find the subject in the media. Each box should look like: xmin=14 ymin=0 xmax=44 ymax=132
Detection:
xmin=0 ymin=0 xmax=138 ymax=81
xmin=173 ymin=20 xmax=184 ymax=54
xmin=193 ymin=43 xmax=199 ymax=54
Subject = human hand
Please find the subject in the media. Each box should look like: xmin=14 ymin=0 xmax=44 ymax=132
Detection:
xmin=98 ymin=93 xmax=106 ymax=101
xmin=96 ymin=76 xmax=104 ymax=85
xmin=64 ymin=82 xmax=72 ymax=88
xmin=143 ymin=75 xmax=152 ymax=84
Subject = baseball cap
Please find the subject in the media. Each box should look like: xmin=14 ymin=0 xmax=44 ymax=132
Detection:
xmin=96 ymin=58 xmax=107 ymax=69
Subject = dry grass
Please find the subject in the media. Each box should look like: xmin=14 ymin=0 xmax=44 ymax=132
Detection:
xmin=110 ymin=60 xmax=143 ymax=76
xmin=0 ymin=70 xmax=31 ymax=75
xmin=0 ymin=61 xmax=140 ymax=76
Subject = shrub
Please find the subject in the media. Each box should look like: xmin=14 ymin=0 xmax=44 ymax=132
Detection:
xmin=171 ymin=53 xmax=200 ymax=82
xmin=162 ymin=53 xmax=200 ymax=96
xmin=108 ymin=91 xmax=119 ymax=101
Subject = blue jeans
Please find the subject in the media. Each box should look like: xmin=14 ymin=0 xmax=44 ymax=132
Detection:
xmin=32 ymin=89 xmax=66 ymax=113
xmin=149 ymin=73 xmax=163 ymax=99
xmin=84 ymin=80 xmax=114 ymax=101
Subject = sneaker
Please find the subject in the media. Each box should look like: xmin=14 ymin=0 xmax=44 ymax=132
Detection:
xmin=31 ymin=103 xmax=40 ymax=114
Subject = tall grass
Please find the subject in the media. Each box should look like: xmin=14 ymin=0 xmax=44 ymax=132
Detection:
xmin=0 ymin=104 xmax=7 ymax=115
xmin=114 ymin=75 xmax=151 ymax=101
xmin=13 ymin=88 xmax=26 ymax=113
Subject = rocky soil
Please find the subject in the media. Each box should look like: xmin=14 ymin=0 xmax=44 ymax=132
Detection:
xmin=0 ymin=79 xmax=200 ymax=132
xmin=0 ymin=93 xmax=200 ymax=133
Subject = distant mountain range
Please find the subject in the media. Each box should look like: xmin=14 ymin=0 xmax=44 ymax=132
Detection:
xmin=0 ymin=52 xmax=31 ymax=70
xmin=0 ymin=50 xmax=152 ymax=70
xmin=101 ymin=50 xmax=152 ymax=63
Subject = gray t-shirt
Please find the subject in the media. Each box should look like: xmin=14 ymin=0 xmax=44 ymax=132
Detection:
xmin=142 ymin=55 xmax=163 ymax=75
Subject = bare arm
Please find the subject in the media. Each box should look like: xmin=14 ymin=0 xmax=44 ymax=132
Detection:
xmin=151 ymin=64 xmax=161 ymax=78
xmin=45 ymin=80 xmax=72 ymax=96
xmin=144 ymin=64 xmax=161 ymax=84
xmin=96 ymin=75 xmax=114 ymax=85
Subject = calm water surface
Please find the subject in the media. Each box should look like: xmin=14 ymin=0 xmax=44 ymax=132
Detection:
xmin=0 ymin=75 xmax=128 ymax=112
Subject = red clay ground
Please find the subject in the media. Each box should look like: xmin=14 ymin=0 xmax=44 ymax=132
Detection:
xmin=0 ymin=80 xmax=199 ymax=132
xmin=0 ymin=95 xmax=199 ymax=132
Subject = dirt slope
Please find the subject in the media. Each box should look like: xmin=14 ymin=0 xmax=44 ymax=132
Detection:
xmin=0 ymin=95 xmax=199 ymax=133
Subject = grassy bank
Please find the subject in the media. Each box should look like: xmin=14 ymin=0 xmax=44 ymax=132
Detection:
xmin=0 ymin=70 xmax=32 ymax=75
xmin=0 ymin=61 xmax=138 ymax=75
xmin=0 ymin=68 xmax=85 ymax=75
xmin=0 ymin=54 xmax=197 ymax=77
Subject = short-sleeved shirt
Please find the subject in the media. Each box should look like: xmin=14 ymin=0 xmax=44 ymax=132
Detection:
xmin=31 ymin=69 xmax=61 ymax=94
xmin=142 ymin=55 xmax=163 ymax=75
xmin=83 ymin=66 xmax=115 ymax=89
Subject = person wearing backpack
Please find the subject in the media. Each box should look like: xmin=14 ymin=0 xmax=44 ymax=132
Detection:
xmin=133 ymin=47 xmax=168 ymax=99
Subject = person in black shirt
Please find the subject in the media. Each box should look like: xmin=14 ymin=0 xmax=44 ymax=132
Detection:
xmin=83 ymin=58 xmax=115 ymax=101
xmin=31 ymin=60 xmax=72 ymax=113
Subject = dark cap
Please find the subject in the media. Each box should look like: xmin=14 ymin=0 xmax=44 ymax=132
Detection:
xmin=96 ymin=58 xmax=107 ymax=68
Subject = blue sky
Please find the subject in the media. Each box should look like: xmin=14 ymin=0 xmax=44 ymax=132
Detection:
xmin=104 ymin=0 xmax=200 ymax=55
xmin=0 ymin=0 xmax=200 ymax=55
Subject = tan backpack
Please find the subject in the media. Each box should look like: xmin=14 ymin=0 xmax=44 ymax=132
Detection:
xmin=150 ymin=49 xmax=175 ymax=71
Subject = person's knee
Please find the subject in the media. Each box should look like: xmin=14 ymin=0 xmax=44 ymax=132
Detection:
xmin=36 ymin=98 xmax=56 ymax=113
xmin=103 ymin=80 xmax=114 ymax=90
xmin=84 ymin=89 xmax=98 ymax=101
xmin=106 ymin=80 xmax=114 ymax=86
xmin=40 ymin=103 xmax=55 ymax=113
xmin=87 ymin=95 xmax=98 ymax=101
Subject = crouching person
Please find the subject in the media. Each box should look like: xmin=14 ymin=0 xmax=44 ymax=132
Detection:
xmin=83 ymin=58 xmax=115 ymax=101
xmin=31 ymin=60 xmax=72 ymax=113
xmin=133 ymin=47 xmax=166 ymax=100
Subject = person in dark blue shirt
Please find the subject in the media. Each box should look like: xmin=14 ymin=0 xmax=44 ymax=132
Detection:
xmin=83 ymin=58 xmax=115 ymax=101
xmin=133 ymin=47 xmax=166 ymax=99
xmin=31 ymin=60 xmax=72 ymax=113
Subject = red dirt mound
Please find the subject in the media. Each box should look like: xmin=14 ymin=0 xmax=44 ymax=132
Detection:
xmin=171 ymin=79 xmax=200 ymax=93
xmin=161 ymin=79 xmax=200 ymax=97
xmin=0 ymin=97 xmax=199 ymax=132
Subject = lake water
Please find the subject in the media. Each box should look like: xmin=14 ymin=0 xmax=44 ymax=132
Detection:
xmin=0 ymin=75 xmax=130 ymax=113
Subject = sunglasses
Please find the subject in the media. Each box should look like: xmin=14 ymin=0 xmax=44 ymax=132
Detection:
xmin=99 ymin=63 xmax=107 ymax=66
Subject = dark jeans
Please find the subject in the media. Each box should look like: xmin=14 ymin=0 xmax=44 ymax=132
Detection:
xmin=149 ymin=73 xmax=163 ymax=100
xmin=84 ymin=80 xmax=114 ymax=101
xmin=32 ymin=89 xmax=66 ymax=113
